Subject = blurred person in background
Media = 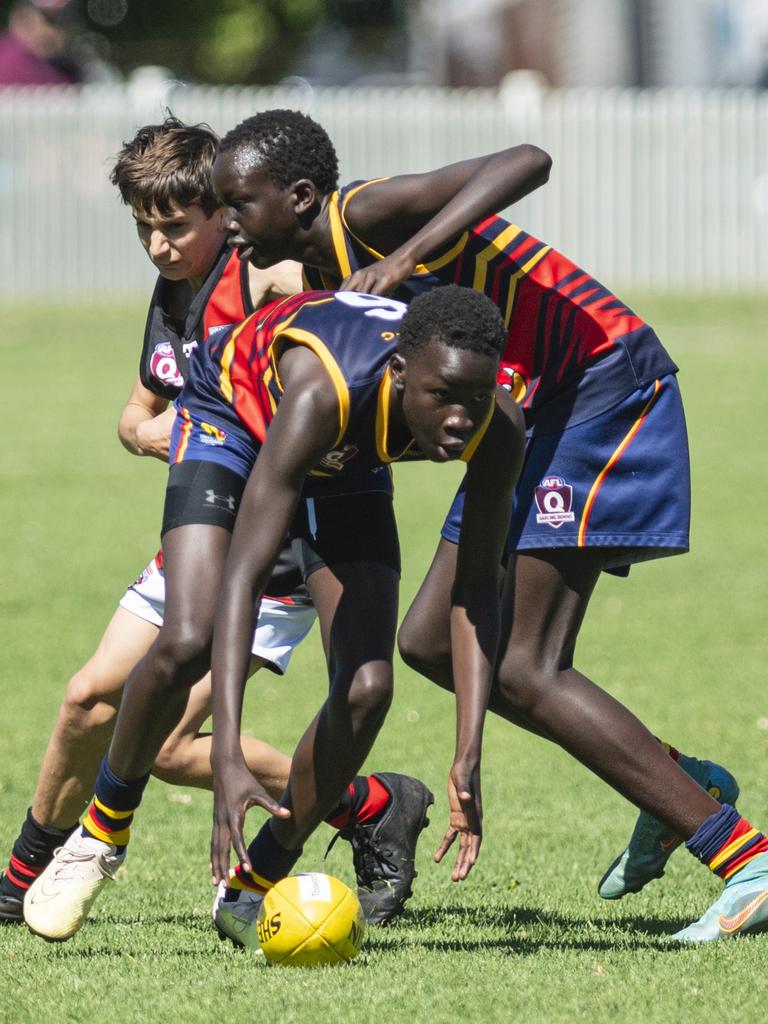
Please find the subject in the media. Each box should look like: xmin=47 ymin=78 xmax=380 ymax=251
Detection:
xmin=0 ymin=0 xmax=82 ymax=85
xmin=0 ymin=0 xmax=117 ymax=86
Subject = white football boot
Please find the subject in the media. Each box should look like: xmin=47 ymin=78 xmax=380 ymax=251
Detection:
xmin=212 ymin=880 xmax=264 ymax=952
xmin=24 ymin=830 xmax=125 ymax=941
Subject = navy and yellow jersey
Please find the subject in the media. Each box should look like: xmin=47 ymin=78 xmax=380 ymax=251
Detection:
xmin=303 ymin=180 xmax=678 ymax=431
xmin=179 ymin=290 xmax=493 ymax=488
xmin=139 ymin=245 xmax=253 ymax=400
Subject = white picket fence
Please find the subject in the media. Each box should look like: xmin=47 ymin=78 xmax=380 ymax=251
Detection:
xmin=1 ymin=82 xmax=767 ymax=297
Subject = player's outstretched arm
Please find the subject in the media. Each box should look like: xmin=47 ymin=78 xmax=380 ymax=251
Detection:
xmin=118 ymin=374 xmax=174 ymax=460
xmin=340 ymin=144 xmax=552 ymax=295
xmin=434 ymin=393 xmax=525 ymax=881
xmin=209 ymin=348 xmax=341 ymax=883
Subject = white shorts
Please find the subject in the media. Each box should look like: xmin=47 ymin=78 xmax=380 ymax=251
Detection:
xmin=118 ymin=556 xmax=317 ymax=675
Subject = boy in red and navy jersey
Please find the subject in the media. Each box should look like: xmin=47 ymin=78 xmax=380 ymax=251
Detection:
xmin=208 ymin=108 xmax=767 ymax=942
xmin=26 ymin=286 xmax=523 ymax=942
xmin=7 ymin=118 xmax=430 ymax=938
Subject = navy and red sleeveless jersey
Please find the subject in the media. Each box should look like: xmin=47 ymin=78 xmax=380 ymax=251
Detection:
xmin=139 ymin=246 xmax=253 ymax=400
xmin=303 ymin=180 xmax=678 ymax=432
xmin=182 ymin=290 xmax=493 ymax=483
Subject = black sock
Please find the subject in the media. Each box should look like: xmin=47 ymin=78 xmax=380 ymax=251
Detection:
xmin=1 ymin=808 xmax=77 ymax=898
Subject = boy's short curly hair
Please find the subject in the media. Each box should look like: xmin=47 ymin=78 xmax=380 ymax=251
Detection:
xmin=218 ymin=109 xmax=339 ymax=194
xmin=398 ymin=285 xmax=506 ymax=361
xmin=110 ymin=116 xmax=220 ymax=217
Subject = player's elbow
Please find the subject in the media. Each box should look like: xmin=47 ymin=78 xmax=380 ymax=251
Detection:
xmin=117 ymin=409 xmax=142 ymax=456
xmin=521 ymin=144 xmax=552 ymax=185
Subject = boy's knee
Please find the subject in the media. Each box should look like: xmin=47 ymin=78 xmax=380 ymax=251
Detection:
xmin=346 ymin=666 xmax=393 ymax=723
xmin=61 ymin=668 xmax=120 ymax=733
xmin=151 ymin=736 xmax=190 ymax=784
xmin=150 ymin=626 xmax=211 ymax=690
xmin=495 ymin=649 xmax=552 ymax=714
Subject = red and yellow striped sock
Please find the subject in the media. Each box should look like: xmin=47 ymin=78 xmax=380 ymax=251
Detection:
xmin=686 ymin=804 xmax=768 ymax=880
xmin=225 ymin=821 xmax=301 ymax=896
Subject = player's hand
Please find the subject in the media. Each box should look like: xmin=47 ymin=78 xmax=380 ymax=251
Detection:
xmin=210 ymin=758 xmax=290 ymax=884
xmin=433 ymin=760 xmax=483 ymax=881
xmin=339 ymin=250 xmax=417 ymax=296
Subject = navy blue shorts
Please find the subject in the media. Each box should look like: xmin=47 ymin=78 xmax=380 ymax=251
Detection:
xmin=170 ymin=397 xmax=259 ymax=480
xmin=442 ymin=375 xmax=690 ymax=574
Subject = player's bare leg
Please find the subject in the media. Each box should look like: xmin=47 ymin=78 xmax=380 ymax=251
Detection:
xmin=271 ymin=558 xmax=399 ymax=845
xmin=0 ymin=602 xmax=293 ymax=924
xmin=217 ymin=547 xmax=433 ymax=938
xmin=399 ymin=539 xmax=550 ymax=737
xmin=0 ymin=608 xmax=155 ymax=922
xmin=399 ymin=540 xmax=733 ymax=889
xmin=32 ymin=609 xmax=157 ymax=830
xmin=152 ymin=671 xmax=290 ymax=795
xmin=22 ymin=525 xmax=284 ymax=941
xmin=492 ymin=549 xmax=720 ymax=834
xmin=497 ymin=549 xmax=768 ymax=941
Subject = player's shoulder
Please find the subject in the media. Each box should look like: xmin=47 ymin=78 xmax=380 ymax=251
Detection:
xmin=246 ymin=260 xmax=303 ymax=309
xmin=340 ymin=177 xmax=394 ymax=232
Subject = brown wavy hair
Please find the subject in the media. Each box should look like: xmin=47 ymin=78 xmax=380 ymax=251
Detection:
xmin=110 ymin=115 xmax=220 ymax=217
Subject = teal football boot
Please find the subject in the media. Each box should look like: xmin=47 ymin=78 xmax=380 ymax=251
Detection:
xmin=598 ymin=757 xmax=739 ymax=900
xmin=671 ymin=852 xmax=768 ymax=942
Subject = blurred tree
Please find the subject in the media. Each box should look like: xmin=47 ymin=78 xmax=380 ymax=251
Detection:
xmin=0 ymin=0 xmax=404 ymax=84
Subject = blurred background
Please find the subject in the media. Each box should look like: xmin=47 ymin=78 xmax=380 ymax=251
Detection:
xmin=1 ymin=0 xmax=768 ymax=296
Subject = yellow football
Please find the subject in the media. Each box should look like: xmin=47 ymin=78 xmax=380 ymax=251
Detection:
xmin=257 ymin=873 xmax=365 ymax=967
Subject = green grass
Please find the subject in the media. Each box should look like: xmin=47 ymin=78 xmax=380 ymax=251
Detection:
xmin=1 ymin=295 xmax=767 ymax=1023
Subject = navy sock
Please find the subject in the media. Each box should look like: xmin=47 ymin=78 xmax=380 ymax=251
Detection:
xmin=226 ymin=821 xmax=302 ymax=895
xmin=81 ymin=757 xmax=151 ymax=851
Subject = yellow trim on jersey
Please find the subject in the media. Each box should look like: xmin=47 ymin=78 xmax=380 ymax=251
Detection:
xmin=262 ymin=363 xmax=278 ymax=416
xmin=173 ymin=406 xmax=193 ymax=464
xmin=269 ymin=327 xmax=350 ymax=448
xmin=460 ymin=397 xmax=496 ymax=463
xmin=374 ymin=370 xmax=417 ymax=462
xmin=218 ymin=316 xmax=253 ymax=403
xmin=339 ymin=178 xmax=389 ymax=214
xmin=327 ymin=190 xmax=353 ymax=279
xmin=501 ymin=243 xmax=551 ymax=327
xmin=472 ymin=225 xmax=522 ymax=293
xmin=336 ymin=179 xmax=469 ymax=276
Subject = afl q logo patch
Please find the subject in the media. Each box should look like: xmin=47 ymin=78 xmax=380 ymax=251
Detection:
xmin=150 ymin=341 xmax=183 ymax=388
xmin=535 ymin=476 xmax=575 ymax=528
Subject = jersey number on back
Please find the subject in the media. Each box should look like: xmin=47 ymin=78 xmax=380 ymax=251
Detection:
xmin=334 ymin=292 xmax=407 ymax=323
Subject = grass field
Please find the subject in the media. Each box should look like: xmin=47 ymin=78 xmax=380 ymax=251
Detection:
xmin=1 ymin=295 xmax=767 ymax=1023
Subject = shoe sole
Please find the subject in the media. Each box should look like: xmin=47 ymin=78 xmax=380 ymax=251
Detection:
xmin=213 ymin=920 xmax=264 ymax=954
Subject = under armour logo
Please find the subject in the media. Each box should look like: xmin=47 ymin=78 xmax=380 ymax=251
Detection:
xmin=205 ymin=489 xmax=236 ymax=513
